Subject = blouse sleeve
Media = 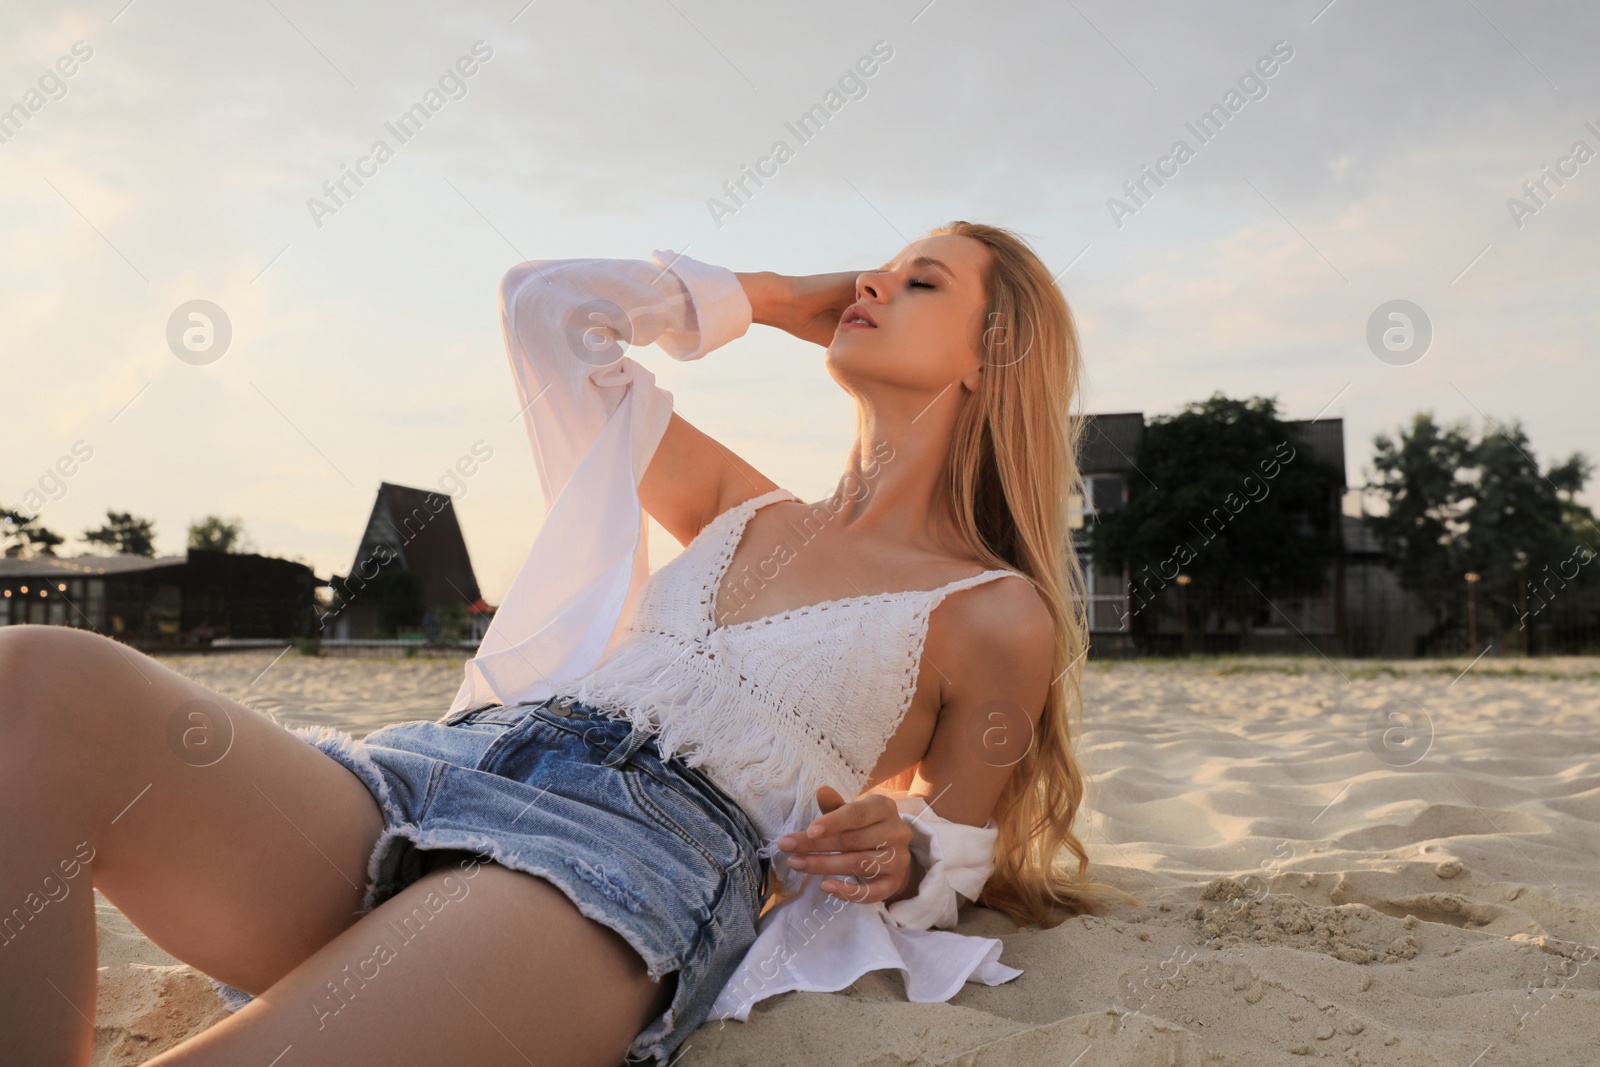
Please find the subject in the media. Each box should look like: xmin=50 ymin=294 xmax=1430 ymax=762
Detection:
xmin=708 ymin=795 xmax=1022 ymax=1023
xmin=882 ymin=795 xmax=1002 ymax=930
xmin=450 ymin=251 xmax=752 ymax=714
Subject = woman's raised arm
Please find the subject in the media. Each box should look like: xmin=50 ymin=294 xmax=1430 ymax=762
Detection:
xmin=499 ymin=253 xmax=760 ymax=543
xmin=638 ymin=265 xmax=866 ymax=541
xmin=462 ymin=252 xmax=874 ymax=716
xmin=499 ymin=254 xmax=862 ymax=546
xmin=735 ymin=268 xmax=862 ymax=348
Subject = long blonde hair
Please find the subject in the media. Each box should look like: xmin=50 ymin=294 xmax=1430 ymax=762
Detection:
xmin=910 ymin=220 xmax=1132 ymax=926
xmin=761 ymin=222 xmax=1133 ymax=929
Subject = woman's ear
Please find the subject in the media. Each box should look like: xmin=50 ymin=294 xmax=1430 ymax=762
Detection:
xmin=960 ymin=363 xmax=984 ymax=393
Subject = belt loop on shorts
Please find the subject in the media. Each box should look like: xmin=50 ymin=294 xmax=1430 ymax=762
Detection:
xmin=599 ymin=720 xmax=654 ymax=769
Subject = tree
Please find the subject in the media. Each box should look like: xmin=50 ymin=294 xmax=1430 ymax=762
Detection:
xmin=1462 ymin=426 xmax=1582 ymax=585
xmin=1090 ymin=394 xmax=1342 ymax=633
xmin=1 ymin=509 xmax=65 ymax=558
xmin=425 ymin=602 xmax=470 ymax=645
xmin=322 ymin=562 xmax=423 ymax=637
xmin=1369 ymin=413 xmax=1595 ymax=649
xmin=188 ymin=515 xmax=253 ymax=553
xmin=82 ymin=510 xmax=158 ymax=557
xmin=1367 ymin=415 xmax=1475 ymax=610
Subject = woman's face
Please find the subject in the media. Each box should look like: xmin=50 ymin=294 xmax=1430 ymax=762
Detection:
xmin=826 ymin=233 xmax=993 ymax=399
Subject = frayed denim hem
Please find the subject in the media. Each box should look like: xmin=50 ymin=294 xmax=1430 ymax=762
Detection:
xmin=361 ymin=823 xmax=688 ymax=1067
xmin=290 ymin=723 xmax=408 ymax=911
xmin=208 ymin=976 xmax=254 ymax=1012
xmin=200 ymin=715 xmax=718 ymax=1064
xmin=202 ymin=723 xmax=407 ymax=1014
xmin=203 ymin=818 xmax=689 ymax=1061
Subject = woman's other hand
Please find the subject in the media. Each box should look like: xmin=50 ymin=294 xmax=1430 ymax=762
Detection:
xmin=776 ymin=784 xmax=921 ymax=904
xmin=736 ymin=270 xmax=864 ymax=347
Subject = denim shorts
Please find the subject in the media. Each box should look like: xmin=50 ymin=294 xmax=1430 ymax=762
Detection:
xmin=210 ymin=695 xmax=770 ymax=1065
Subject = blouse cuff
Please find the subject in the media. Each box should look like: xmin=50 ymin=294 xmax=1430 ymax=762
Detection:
xmin=883 ymin=795 xmax=999 ymax=931
xmin=649 ymin=248 xmax=753 ymax=360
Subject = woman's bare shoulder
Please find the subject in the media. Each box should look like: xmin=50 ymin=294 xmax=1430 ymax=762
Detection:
xmin=948 ymin=568 xmax=1051 ymax=636
xmin=925 ymin=566 xmax=1054 ymax=677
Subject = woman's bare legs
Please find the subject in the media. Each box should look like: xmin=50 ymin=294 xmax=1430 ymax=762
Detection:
xmin=0 ymin=625 xmax=672 ymax=1066
xmin=144 ymin=864 xmax=675 ymax=1067
xmin=0 ymin=625 xmax=385 ymax=1064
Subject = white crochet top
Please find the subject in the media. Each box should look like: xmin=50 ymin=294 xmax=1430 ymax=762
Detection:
xmin=547 ymin=486 xmax=1019 ymax=860
xmin=450 ymin=250 xmax=1025 ymax=1015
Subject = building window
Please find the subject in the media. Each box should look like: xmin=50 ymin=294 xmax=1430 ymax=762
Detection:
xmin=1070 ymin=474 xmax=1131 ymax=631
xmin=1089 ymin=474 xmax=1127 ymax=514
xmin=1067 ymin=491 xmax=1090 ymax=531
xmin=1081 ymin=552 xmax=1130 ymax=632
xmin=1069 ymin=474 xmax=1127 ymax=528
xmin=154 ymin=585 xmax=182 ymax=636
xmin=87 ymin=580 xmax=106 ymax=629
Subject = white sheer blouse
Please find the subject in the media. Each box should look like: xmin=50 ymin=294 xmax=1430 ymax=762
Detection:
xmin=449 ymin=250 xmax=1022 ymax=1018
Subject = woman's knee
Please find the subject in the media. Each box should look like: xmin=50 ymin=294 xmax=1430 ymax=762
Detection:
xmin=0 ymin=626 xmax=92 ymax=742
xmin=0 ymin=626 xmax=154 ymax=753
xmin=0 ymin=625 xmax=126 ymax=707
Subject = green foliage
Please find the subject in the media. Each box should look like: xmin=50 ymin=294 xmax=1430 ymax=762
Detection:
xmin=1367 ymin=415 xmax=1474 ymax=602
xmin=1369 ymin=413 xmax=1596 ymax=633
xmin=1089 ymin=394 xmax=1343 ymax=624
xmin=361 ymin=565 xmax=424 ymax=637
xmin=82 ymin=510 xmax=158 ymax=557
xmin=188 ymin=515 xmax=253 ymax=553
xmin=426 ymin=602 xmax=470 ymax=644
xmin=1 ymin=509 xmax=65 ymax=558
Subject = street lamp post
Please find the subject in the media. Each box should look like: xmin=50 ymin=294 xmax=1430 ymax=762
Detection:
xmin=1464 ymin=572 xmax=1481 ymax=651
xmin=1176 ymin=574 xmax=1192 ymax=657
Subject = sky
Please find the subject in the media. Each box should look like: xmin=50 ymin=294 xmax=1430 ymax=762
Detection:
xmin=2 ymin=0 xmax=1596 ymax=603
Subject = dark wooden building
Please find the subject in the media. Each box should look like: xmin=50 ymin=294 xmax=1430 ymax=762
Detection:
xmin=320 ymin=482 xmax=488 ymax=640
xmin=1074 ymin=413 xmax=1350 ymax=656
xmin=0 ymin=550 xmax=317 ymax=647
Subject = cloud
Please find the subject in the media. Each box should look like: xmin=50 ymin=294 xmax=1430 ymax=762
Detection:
xmin=2 ymin=0 xmax=1596 ymax=593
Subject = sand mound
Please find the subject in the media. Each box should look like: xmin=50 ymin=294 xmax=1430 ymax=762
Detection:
xmin=1191 ymin=877 xmax=1421 ymax=963
xmin=92 ymin=895 xmax=227 ymax=1065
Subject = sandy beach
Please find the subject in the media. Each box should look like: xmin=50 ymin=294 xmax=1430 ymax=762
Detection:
xmin=89 ymin=651 xmax=1600 ymax=1065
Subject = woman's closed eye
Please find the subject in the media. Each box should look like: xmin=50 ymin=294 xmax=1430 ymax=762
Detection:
xmin=909 ymin=279 xmax=936 ymax=289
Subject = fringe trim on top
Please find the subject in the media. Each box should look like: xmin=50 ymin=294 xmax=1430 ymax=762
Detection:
xmin=545 ymin=486 xmax=1025 ymax=862
xmin=554 ymin=632 xmax=868 ymax=857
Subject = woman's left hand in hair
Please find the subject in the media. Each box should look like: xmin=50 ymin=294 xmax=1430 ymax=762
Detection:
xmin=776 ymin=785 xmax=921 ymax=904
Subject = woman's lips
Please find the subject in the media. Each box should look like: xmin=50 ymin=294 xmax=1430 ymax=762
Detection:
xmin=841 ymin=303 xmax=878 ymax=328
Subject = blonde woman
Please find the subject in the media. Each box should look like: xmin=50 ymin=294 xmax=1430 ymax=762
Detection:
xmin=0 ymin=222 xmax=1120 ymax=1066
